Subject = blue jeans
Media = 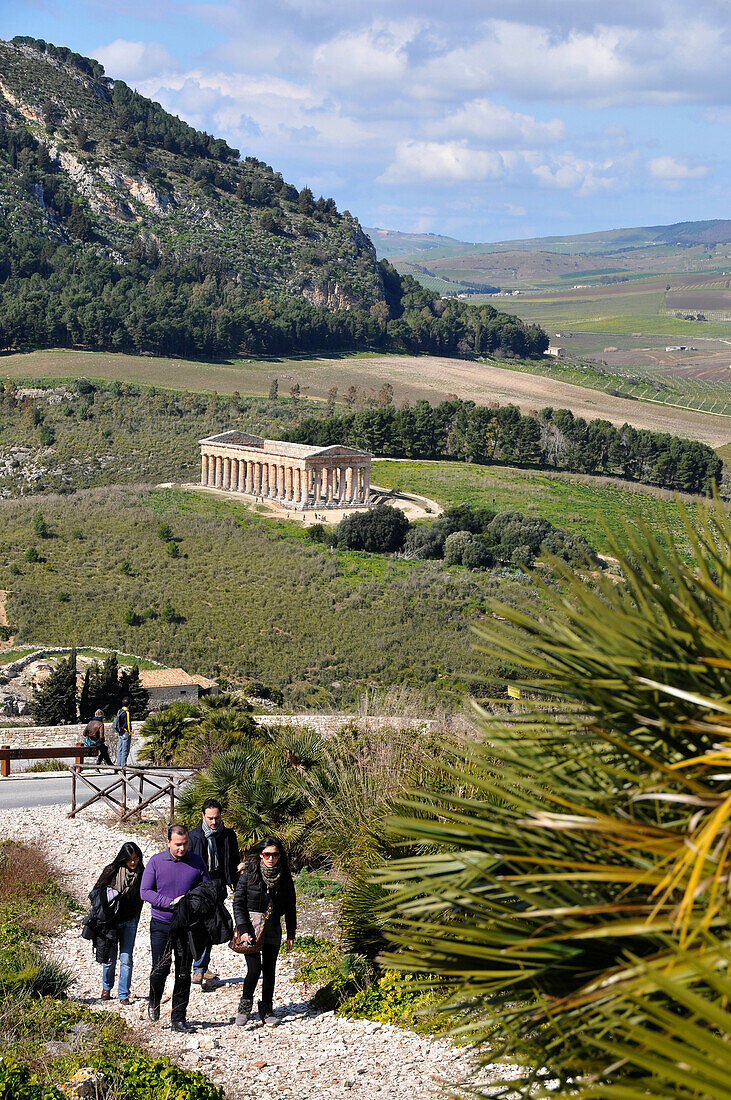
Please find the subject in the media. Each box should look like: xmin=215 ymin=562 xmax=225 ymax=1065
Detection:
xmin=116 ymin=734 xmax=131 ymax=767
xmin=102 ymin=917 xmax=139 ymax=1000
xmin=193 ymin=938 xmax=211 ymax=976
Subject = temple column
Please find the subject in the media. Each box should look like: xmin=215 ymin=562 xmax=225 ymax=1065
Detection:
xmin=224 ymin=457 xmax=232 ymax=490
xmin=232 ymin=458 xmax=239 ymax=491
xmin=295 ymin=468 xmax=302 ymax=503
xmin=201 ymin=454 xmax=208 ymax=486
xmin=345 ymin=466 xmax=352 ymax=502
xmin=212 ymin=455 xmax=220 ymax=487
xmin=324 ymin=468 xmax=332 ymax=503
xmin=237 ymin=459 xmax=245 ymax=492
xmin=262 ymin=464 xmax=269 ymax=497
xmin=245 ymin=460 xmax=253 ymax=494
xmin=363 ymin=465 xmax=370 ymax=503
xmin=269 ymin=464 xmax=277 ymax=498
xmin=284 ymin=465 xmax=291 ymax=501
xmin=338 ymin=466 xmax=347 ymax=503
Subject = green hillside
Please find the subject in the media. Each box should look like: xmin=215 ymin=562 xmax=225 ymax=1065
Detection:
xmin=0 ymin=36 xmax=547 ymax=363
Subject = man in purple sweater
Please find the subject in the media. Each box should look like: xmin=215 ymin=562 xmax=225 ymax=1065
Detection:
xmin=141 ymin=824 xmax=209 ymax=1032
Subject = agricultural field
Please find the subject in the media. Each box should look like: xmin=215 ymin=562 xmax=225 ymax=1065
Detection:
xmin=372 ymin=460 xmax=700 ymax=556
xmin=0 ymin=486 xmax=537 ymax=708
xmin=2 ymin=348 xmax=730 ymax=449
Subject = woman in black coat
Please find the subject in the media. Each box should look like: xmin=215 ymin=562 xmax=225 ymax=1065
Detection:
xmin=91 ymin=842 xmax=144 ymax=1004
xmin=232 ymin=836 xmax=296 ymax=1026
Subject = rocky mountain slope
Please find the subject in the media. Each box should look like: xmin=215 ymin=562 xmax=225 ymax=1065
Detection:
xmin=0 ymin=36 xmax=546 ymax=362
xmin=0 ymin=36 xmax=382 ymax=311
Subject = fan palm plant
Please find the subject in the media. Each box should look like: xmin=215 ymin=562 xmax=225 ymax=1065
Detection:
xmin=375 ymin=500 xmax=731 ymax=1095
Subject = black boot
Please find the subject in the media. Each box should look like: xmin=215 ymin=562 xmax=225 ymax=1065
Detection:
xmin=258 ymin=999 xmax=279 ymax=1027
xmin=236 ymin=997 xmax=252 ymax=1026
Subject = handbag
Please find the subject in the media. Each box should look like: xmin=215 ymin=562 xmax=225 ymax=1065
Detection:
xmin=229 ymin=900 xmax=273 ymax=955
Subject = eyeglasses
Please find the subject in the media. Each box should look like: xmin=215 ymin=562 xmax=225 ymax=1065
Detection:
xmin=262 ymin=851 xmax=280 ymax=859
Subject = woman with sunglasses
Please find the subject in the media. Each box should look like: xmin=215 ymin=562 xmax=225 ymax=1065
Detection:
xmin=232 ymin=836 xmax=297 ymax=1026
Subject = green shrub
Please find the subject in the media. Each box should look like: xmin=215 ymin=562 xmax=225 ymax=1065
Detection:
xmin=293 ymin=939 xmax=372 ymax=1011
xmin=337 ymin=970 xmax=444 ymax=1031
xmin=0 ymin=1059 xmax=63 ymax=1099
xmin=0 ymin=945 xmax=73 ymax=998
xmin=118 ymin=1057 xmax=223 ymax=1100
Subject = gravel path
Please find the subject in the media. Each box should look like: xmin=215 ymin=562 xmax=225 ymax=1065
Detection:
xmin=0 ymin=806 xmax=511 ymax=1099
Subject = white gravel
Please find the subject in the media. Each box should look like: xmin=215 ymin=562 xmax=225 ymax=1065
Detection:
xmin=0 ymin=805 xmax=514 ymax=1099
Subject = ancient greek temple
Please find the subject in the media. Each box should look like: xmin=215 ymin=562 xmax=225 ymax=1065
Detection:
xmin=199 ymin=431 xmax=373 ymax=510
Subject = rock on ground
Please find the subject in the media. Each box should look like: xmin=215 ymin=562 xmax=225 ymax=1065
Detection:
xmin=0 ymin=805 xmax=513 ymax=1099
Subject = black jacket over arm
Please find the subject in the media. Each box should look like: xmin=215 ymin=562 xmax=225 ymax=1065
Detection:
xmin=233 ymin=865 xmax=297 ymax=941
xmin=187 ymin=825 xmax=240 ymax=889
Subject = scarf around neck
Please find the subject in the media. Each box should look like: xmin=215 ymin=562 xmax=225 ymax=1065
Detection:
xmin=202 ymin=818 xmax=223 ymax=872
xmin=260 ymin=858 xmax=281 ymax=891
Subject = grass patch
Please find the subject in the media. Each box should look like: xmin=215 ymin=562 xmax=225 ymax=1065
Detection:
xmin=293 ymin=869 xmax=343 ymax=899
xmin=0 ymin=486 xmax=534 ymax=707
xmin=373 ymin=459 xmax=697 ymax=556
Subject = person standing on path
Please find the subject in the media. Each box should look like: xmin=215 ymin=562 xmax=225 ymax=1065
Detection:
xmin=140 ymin=824 xmax=209 ymax=1032
xmin=188 ymin=799 xmax=240 ymax=987
xmin=83 ymin=708 xmax=113 ymax=766
xmin=114 ymin=697 xmax=133 ymax=767
xmin=233 ymin=836 xmax=296 ymax=1027
xmin=91 ymin=842 xmax=144 ymax=1004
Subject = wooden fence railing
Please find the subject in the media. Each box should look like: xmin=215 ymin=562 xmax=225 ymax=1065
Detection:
xmin=0 ymin=743 xmax=97 ymax=777
xmin=68 ymin=765 xmax=197 ymax=822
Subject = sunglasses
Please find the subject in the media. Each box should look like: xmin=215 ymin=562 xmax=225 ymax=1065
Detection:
xmin=261 ymin=851 xmax=280 ymax=859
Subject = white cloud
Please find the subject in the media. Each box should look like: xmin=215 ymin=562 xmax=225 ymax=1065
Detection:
xmin=648 ymin=155 xmax=709 ymax=179
xmin=313 ymin=19 xmax=421 ymax=87
xmin=532 ymin=155 xmax=617 ymax=193
xmin=413 ymin=17 xmax=731 ymax=106
xmin=433 ymin=98 xmax=565 ymax=146
xmin=379 ymin=140 xmax=517 ymax=183
xmin=94 ymin=39 xmax=180 ymax=83
xmin=137 ymin=69 xmax=375 ymax=153
xmin=380 ymin=140 xmax=619 ymax=195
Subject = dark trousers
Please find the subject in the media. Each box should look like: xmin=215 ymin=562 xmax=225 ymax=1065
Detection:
xmin=149 ymin=918 xmax=192 ymax=1023
xmin=240 ymin=943 xmax=280 ymax=1009
xmin=97 ymin=743 xmax=112 ymax=766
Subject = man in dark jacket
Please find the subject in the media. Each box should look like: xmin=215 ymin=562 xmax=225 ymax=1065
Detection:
xmin=84 ymin=709 xmax=112 ymax=766
xmin=188 ymin=799 xmax=239 ymax=986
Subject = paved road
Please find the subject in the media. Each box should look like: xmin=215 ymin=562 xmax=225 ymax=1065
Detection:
xmin=0 ymin=774 xmax=74 ymax=808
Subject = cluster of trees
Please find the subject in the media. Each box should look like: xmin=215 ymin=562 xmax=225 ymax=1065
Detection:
xmin=11 ymin=36 xmax=106 ymax=80
xmin=30 ymin=650 xmax=150 ymax=724
xmin=288 ymin=399 xmax=722 ymax=495
xmin=0 ymin=230 xmax=546 ymax=360
xmin=309 ymin=502 xmax=597 ymax=571
xmin=110 ymin=81 xmax=238 ymax=163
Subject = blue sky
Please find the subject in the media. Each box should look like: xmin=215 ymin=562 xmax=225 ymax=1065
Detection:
xmin=2 ymin=0 xmax=730 ymax=242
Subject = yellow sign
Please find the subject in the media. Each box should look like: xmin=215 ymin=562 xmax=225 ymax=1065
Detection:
xmin=507 ymin=685 xmax=521 ymax=700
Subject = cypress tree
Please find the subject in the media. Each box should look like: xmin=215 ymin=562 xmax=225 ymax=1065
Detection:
xmin=79 ymin=667 xmax=91 ymax=721
xmin=126 ymin=665 xmax=150 ymax=719
xmin=100 ymin=653 xmax=119 ymax=715
xmin=30 ymin=650 xmax=78 ymax=724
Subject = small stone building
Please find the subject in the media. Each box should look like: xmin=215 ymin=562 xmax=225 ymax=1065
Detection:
xmin=139 ymin=668 xmax=218 ymax=710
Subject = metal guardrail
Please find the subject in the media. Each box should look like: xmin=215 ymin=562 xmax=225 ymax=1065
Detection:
xmin=68 ymin=765 xmax=197 ymax=822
